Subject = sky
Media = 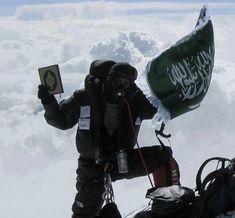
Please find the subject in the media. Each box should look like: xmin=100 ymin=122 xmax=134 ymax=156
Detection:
xmin=1 ymin=0 xmax=235 ymax=16
xmin=0 ymin=1 xmax=235 ymax=218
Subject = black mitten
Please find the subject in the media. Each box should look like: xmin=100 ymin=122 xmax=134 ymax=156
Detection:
xmin=84 ymin=75 xmax=103 ymax=122
xmin=38 ymin=85 xmax=53 ymax=104
xmin=85 ymin=75 xmax=101 ymax=97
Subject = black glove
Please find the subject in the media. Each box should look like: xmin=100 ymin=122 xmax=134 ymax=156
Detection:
xmin=85 ymin=75 xmax=102 ymax=97
xmin=38 ymin=85 xmax=53 ymax=104
xmin=85 ymin=74 xmax=102 ymax=121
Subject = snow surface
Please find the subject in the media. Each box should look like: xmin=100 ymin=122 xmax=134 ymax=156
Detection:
xmin=0 ymin=1 xmax=235 ymax=218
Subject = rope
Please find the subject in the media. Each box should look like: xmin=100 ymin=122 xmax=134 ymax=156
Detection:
xmin=123 ymin=202 xmax=151 ymax=218
xmin=124 ymin=98 xmax=154 ymax=188
xmin=102 ymin=172 xmax=115 ymax=204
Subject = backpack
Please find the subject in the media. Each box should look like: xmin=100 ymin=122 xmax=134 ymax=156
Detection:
xmin=145 ymin=185 xmax=196 ymax=218
xmin=88 ymin=59 xmax=116 ymax=82
xmin=134 ymin=157 xmax=235 ymax=218
xmin=195 ymin=157 xmax=235 ymax=218
xmin=85 ymin=59 xmax=116 ymax=94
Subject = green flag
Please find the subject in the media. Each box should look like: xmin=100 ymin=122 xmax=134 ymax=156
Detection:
xmin=142 ymin=5 xmax=215 ymax=126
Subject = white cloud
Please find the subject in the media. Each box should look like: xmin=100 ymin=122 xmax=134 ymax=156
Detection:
xmin=129 ymin=31 xmax=163 ymax=57
xmin=89 ymin=32 xmax=142 ymax=63
xmin=89 ymin=31 xmax=164 ymax=64
xmin=12 ymin=2 xmax=235 ymax=21
xmin=15 ymin=2 xmax=115 ymax=21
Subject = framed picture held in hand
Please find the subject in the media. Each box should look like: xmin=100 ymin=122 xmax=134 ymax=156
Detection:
xmin=38 ymin=64 xmax=64 ymax=95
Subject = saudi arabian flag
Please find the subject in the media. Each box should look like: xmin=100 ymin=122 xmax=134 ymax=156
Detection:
xmin=140 ymin=5 xmax=215 ymax=127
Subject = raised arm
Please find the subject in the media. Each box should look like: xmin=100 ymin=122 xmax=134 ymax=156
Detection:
xmin=38 ymin=85 xmax=80 ymax=130
xmin=131 ymin=84 xmax=158 ymax=120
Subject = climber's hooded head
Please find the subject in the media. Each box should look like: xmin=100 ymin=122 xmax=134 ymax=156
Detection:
xmin=105 ymin=62 xmax=138 ymax=102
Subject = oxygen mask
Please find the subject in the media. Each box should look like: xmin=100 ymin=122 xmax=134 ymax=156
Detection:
xmin=109 ymin=77 xmax=131 ymax=100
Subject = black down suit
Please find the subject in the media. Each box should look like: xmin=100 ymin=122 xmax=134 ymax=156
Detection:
xmin=41 ymin=72 xmax=172 ymax=218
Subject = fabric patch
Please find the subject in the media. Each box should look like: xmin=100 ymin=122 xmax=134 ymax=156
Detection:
xmin=78 ymin=118 xmax=90 ymax=130
xmin=76 ymin=200 xmax=84 ymax=208
xmin=135 ymin=117 xmax=141 ymax=125
xmin=80 ymin=106 xmax=90 ymax=118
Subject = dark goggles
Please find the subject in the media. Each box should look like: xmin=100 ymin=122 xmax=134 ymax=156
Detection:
xmin=111 ymin=77 xmax=131 ymax=90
